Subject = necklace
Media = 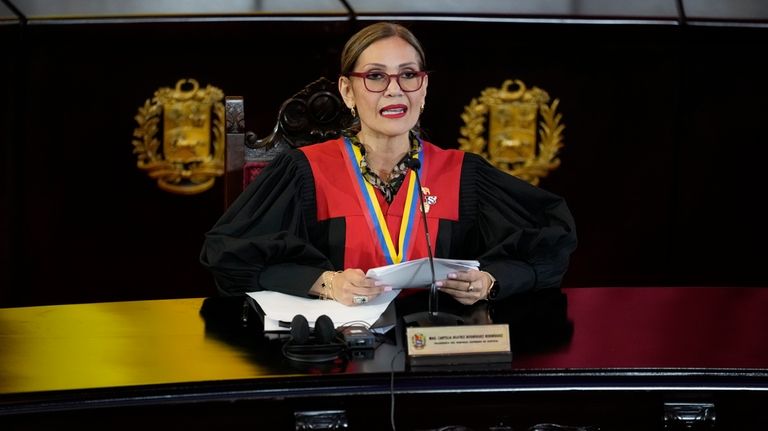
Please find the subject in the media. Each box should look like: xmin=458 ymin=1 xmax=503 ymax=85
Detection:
xmin=345 ymin=133 xmax=421 ymax=203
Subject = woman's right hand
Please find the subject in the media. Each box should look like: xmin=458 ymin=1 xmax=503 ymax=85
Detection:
xmin=331 ymin=268 xmax=389 ymax=306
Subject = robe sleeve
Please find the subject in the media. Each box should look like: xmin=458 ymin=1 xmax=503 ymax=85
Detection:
xmin=199 ymin=150 xmax=333 ymax=297
xmin=460 ymin=153 xmax=577 ymax=300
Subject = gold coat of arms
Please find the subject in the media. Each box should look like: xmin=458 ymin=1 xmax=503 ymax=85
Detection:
xmin=132 ymin=79 xmax=225 ymax=194
xmin=459 ymin=79 xmax=564 ymax=186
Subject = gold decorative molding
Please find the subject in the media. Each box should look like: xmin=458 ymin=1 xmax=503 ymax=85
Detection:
xmin=459 ymin=79 xmax=564 ymax=186
xmin=132 ymin=79 xmax=225 ymax=194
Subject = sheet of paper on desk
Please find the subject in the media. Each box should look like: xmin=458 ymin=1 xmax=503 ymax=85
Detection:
xmin=365 ymin=257 xmax=480 ymax=290
xmin=248 ymin=289 xmax=399 ymax=332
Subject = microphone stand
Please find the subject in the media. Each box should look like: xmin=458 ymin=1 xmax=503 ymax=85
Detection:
xmin=401 ymin=158 xmax=464 ymax=328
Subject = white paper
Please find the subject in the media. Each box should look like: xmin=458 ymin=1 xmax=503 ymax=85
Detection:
xmin=365 ymin=257 xmax=480 ymax=290
xmin=248 ymin=289 xmax=399 ymax=332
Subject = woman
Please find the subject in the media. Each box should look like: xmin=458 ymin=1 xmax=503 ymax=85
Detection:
xmin=200 ymin=22 xmax=576 ymax=307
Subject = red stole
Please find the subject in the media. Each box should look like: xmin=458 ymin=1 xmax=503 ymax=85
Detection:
xmin=301 ymin=138 xmax=463 ymax=273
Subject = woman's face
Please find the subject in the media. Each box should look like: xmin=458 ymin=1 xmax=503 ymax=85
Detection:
xmin=340 ymin=36 xmax=428 ymax=141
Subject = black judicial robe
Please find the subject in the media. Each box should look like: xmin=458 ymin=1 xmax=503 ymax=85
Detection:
xmin=200 ymin=139 xmax=577 ymax=302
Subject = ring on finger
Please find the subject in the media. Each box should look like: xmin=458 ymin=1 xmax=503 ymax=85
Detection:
xmin=353 ymin=295 xmax=368 ymax=305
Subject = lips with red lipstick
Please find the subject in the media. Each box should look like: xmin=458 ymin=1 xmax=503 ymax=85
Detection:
xmin=380 ymin=104 xmax=408 ymax=118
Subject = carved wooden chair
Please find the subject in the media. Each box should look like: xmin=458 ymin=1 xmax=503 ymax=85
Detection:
xmin=223 ymin=77 xmax=353 ymax=206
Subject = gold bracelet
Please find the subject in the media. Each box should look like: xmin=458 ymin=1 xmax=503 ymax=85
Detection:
xmin=320 ymin=272 xmax=332 ymax=300
xmin=321 ymin=271 xmax=342 ymax=301
xmin=481 ymin=271 xmax=497 ymax=300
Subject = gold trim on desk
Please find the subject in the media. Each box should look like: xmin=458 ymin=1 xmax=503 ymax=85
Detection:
xmin=0 ymin=298 xmax=278 ymax=394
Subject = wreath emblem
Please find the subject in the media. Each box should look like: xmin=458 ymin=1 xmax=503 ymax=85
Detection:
xmin=132 ymin=79 xmax=225 ymax=194
xmin=459 ymin=79 xmax=564 ymax=186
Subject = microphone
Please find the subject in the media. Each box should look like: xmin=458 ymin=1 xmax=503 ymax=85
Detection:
xmin=405 ymin=158 xmax=439 ymax=320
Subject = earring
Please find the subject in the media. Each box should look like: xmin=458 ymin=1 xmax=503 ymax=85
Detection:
xmin=351 ymin=106 xmax=357 ymax=117
xmin=420 ymin=105 xmax=425 ymax=114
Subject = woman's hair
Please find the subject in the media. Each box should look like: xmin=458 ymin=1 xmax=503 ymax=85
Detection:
xmin=340 ymin=22 xmax=427 ymax=75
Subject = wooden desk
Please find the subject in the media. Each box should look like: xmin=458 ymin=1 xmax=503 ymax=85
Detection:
xmin=1 ymin=288 xmax=767 ymax=430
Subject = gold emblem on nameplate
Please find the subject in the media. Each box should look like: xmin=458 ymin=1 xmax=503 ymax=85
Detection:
xmin=459 ymin=79 xmax=564 ymax=186
xmin=420 ymin=187 xmax=437 ymax=213
xmin=132 ymin=79 xmax=226 ymax=194
xmin=411 ymin=332 xmax=426 ymax=350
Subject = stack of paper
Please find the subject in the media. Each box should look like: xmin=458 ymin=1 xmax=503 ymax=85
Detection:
xmin=247 ymin=257 xmax=479 ymax=333
xmin=365 ymin=257 xmax=480 ymax=290
xmin=248 ymin=290 xmax=399 ymax=332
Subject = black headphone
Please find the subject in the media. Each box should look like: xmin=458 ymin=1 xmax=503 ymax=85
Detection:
xmin=282 ymin=314 xmax=348 ymax=363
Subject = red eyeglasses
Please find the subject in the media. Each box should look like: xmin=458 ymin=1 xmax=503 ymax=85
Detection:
xmin=346 ymin=71 xmax=428 ymax=93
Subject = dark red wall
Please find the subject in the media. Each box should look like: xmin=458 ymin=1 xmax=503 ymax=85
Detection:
xmin=2 ymin=20 xmax=767 ymax=306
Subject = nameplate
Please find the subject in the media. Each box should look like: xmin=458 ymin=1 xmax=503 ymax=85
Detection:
xmin=405 ymin=324 xmax=511 ymax=364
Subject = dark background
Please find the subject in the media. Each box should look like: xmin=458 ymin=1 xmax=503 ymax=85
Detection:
xmin=2 ymin=15 xmax=767 ymax=307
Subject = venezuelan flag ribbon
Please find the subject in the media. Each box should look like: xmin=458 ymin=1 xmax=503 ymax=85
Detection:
xmin=342 ymin=137 xmax=423 ymax=265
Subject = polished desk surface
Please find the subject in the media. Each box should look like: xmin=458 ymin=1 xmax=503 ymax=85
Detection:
xmin=514 ymin=287 xmax=768 ymax=369
xmin=1 ymin=287 xmax=767 ymax=406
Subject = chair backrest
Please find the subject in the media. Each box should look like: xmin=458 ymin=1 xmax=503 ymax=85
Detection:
xmin=223 ymin=77 xmax=353 ymax=206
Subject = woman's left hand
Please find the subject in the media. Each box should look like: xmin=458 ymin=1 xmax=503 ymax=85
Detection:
xmin=436 ymin=269 xmax=492 ymax=305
